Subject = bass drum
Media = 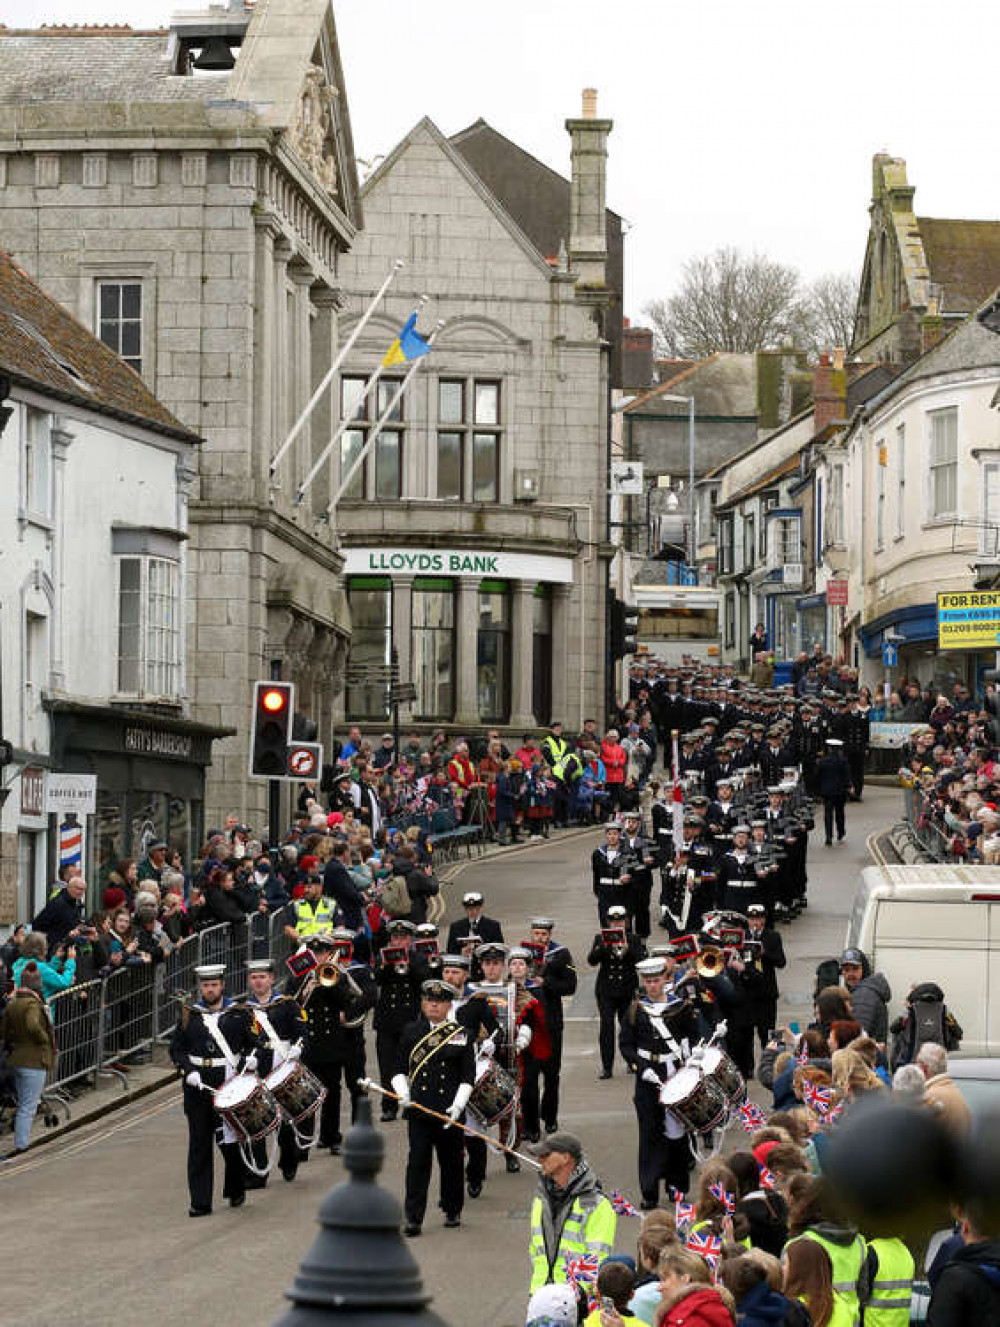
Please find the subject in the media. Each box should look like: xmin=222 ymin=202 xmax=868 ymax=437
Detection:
xmin=701 ymin=1045 xmax=746 ymax=1106
xmin=214 ymin=1072 xmax=280 ymax=1144
xmin=659 ymin=1065 xmax=728 ymax=1135
xmin=468 ymin=1057 xmax=518 ymax=1126
xmin=266 ymin=1058 xmax=326 ymax=1125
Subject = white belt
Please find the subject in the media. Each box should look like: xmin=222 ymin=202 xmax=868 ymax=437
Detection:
xmin=598 ymin=877 xmax=615 ymax=884
xmin=189 ymin=1056 xmax=229 ymax=1068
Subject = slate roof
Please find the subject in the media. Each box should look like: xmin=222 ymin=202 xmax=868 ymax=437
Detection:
xmin=918 ymin=217 xmax=1000 ymax=314
xmin=624 ymin=353 xmax=758 ymax=418
xmin=0 ymin=31 xmax=230 ymax=103
xmin=0 ymin=246 xmax=200 ymax=443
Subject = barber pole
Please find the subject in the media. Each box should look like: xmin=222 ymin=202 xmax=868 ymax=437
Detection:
xmin=59 ymin=816 xmax=84 ymax=870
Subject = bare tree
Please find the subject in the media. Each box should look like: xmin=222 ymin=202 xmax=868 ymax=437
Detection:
xmin=643 ymin=247 xmax=807 ymax=358
xmin=801 ymin=270 xmax=860 ymax=355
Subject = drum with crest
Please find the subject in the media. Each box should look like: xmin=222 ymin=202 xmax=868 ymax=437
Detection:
xmin=700 ymin=1045 xmax=746 ymax=1106
xmin=214 ymin=1072 xmax=281 ymax=1144
xmin=265 ymin=1058 xmax=326 ymax=1126
xmin=468 ymin=1057 xmax=518 ymax=1126
xmin=659 ymin=1064 xmax=728 ymax=1134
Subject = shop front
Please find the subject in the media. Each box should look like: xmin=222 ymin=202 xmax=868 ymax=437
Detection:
xmin=341 ymin=547 xmax=574 ymax=730
xmin=47 ymin=700 xmax=232 ymax=897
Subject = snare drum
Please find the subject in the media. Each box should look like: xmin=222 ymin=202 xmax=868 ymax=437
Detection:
xmin=659 ymin=1064 xmax=728 ymax=1134
xmin=701 ymin=1045 xmax=746 ymax=1105
xmin=468 ymin=1057 xmax=518 ymax=1126
xmin=265 ymin=1058 xmax=326 ymax=1126
xmin=214 ymin=1073 xmax=280 ymax=1144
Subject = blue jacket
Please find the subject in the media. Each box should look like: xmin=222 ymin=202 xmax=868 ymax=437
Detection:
xmin=737 ymin=1279 xmax=810 ymax=1325
xmin=13 ymin=954 xmax=76 ymax=1001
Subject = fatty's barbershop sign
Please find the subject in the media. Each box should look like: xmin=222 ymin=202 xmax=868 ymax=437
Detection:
xmin=123 ymin=725 xmax=193 ymax=760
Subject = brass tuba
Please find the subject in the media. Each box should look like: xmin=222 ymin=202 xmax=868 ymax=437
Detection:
xmin=695 ymin=945 xmax=725 ymax=979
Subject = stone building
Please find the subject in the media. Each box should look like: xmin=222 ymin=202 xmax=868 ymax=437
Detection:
xmin=0 ymin=1 xmax=361 ymax=825
xmin=853 ymin=153 xmax=1000 ymax=364
xmin=0 ymin=246 xmax=216 ymax=922
xmin=331 ymin=95 xmax=617 ymax=733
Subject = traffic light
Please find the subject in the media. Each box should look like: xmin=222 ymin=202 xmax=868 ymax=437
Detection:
xmin=249 ymin=681 xmax=293 ymax=777
xmin=609 ymin=597 xmax=640 ymax=660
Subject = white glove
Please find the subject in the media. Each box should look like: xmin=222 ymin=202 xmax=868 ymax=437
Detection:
xmin=185 ymin=1070 xmax=203 ymax=1089
xmin=391 ymin=1073 xmax=411 ymax=1110
xmin=443 ymin=1082 xmax=473 ymax=1129
xmin=641 ymin=1068 xmax=661 ymax=1086
xmin=479 ymin=1035 xmax=496 ymax=1060
xmin=515 ymin=1023 xmax=533 ymax=1052
xmin=242 ymin=1053 xmax=258 ymax=1074
xmin=286 ymin=1042 xmax=302 ymax=1062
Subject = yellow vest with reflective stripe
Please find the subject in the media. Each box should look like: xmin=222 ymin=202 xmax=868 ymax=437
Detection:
xmin=798 ymin=1231 xmax=867 ymax=1327
xmin=529 ymin=1190 xmax=617 ymax=1293
xmin=543 ymin=735 xmax=569 ymax=779
xmin=866 ymin=1236 xmax=913 ymax=1327
xmin=294 ymin=898 xmax=335 ymax=937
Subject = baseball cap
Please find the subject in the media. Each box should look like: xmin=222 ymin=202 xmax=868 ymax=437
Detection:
xmin=526 ymin=1130 xmax=582 ymax=1161
xmin=839 ymin=948 xmax=865 ymax=967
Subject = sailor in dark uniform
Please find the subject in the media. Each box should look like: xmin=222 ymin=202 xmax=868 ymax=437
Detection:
xmin=440 ymin=953 xmax=500 ymax=1198
xmin=245 ymin=957 xmax=309 ymax=1184
xmin=445 ymin=890 xmax=505 ymax=954
xmin=817 ymin=736 xmax=853 ymax=844
xmin=588 ymin=903 xmax=645 ymax=1079
xmin=591 ymin=821 xmax=633 ymax=925
xmin=521 ymin=917 xmax=576 ymax=1136
xmin=169 ymin=962 xmax=259 ymax=1217
xmin=393 ymin=978 xmax=476 ymax=1237
xmin=716 ymin=824 xmax=765 ymax=915
xmin=619 ymin=955 xmax=700 ymax=1207
xmin=372 ymin=920 xmax=422 ymax=1121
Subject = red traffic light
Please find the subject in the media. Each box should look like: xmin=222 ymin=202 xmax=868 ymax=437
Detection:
xmin=261 ymin=687 xmax=288 ymax=713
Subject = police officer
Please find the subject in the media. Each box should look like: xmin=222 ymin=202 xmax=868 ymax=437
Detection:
xmin=588 ymin=903 xmax=644 ymax=1079
xmin=169 ymin=963 xmax=259 ymax=1217
xmin=284 ymin=873 xmax=336 ymax=942
xmin=541 ymin=721 xmax=571 ymax=826
xmin=619 ymin=956 xmax=700 ymax=1207
xmin=373 ymin=919 xmax=423 ymax=1122
xmin=293 ymin=930 xmax=375 ymax=1155
xmin=621 ymin=809 xmax=657 ymax=939
xmin=592 ymin=821 xmax=633 ymax=924
xmin=244 ymin=957 xmax=308 ymax=1185
xmin=522 ymin=918 xmax=576 ymax=1136
xmin=393 ymin=977 xmax=476 ymax=1236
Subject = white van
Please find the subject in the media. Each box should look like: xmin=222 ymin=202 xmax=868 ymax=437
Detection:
xmin=847 ymin=865 xmax=1000 ymax=1056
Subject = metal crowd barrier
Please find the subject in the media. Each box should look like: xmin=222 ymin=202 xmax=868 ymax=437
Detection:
xmin=42 ymin=904 xmax=299 ymax=1107
xmin=902 ymin=783 xmax=952 ymax=861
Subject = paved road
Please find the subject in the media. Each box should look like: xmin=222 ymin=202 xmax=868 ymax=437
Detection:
xmin=1 ymin=789 xmax=897 ymax=1327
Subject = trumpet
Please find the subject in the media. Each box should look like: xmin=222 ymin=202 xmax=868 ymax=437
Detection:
xmin=300 ymin=957 xmax=367 ymax=1027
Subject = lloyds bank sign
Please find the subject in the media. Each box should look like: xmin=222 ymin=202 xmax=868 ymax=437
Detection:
xmin=344 ymin=547 xmax=574 ymax=584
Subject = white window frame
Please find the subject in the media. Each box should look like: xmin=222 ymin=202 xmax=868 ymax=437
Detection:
xmin=927 ymin=405 xmax=958 ymax=522
xmin=895 ymin=423 xmax=906 ymax=539
xmin=115 ymin=554 xmax=181 ymax=701
xmin=770 ymin=516 xmax=800 ymax=567
xmin=827 ymin=463 xmax=845 ymax=547
xmin=717 ymin=515 xmax=734 ymax=575
xmin=979 ymin=456 xmax=1000 ymax=559
xmin=875 ymin=445 xmax=886 ymax=552
xmin=434 ymin=375 xmax=503 ymax=504
xmin=96 ymin=279 xmax=144 ymax=376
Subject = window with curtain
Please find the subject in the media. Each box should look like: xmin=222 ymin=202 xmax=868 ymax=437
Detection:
xmin=928 ymin=406 xmax=958 ymax=519
xmin=476 ymin=581 xmax=510 ymax=722
xmin=412 ymin=580 xmax=454 ymax=720
xmin=116 ymin=555 xmax=180 ymax=699
xmin=345 ymin=579 xmax=392 ymax=719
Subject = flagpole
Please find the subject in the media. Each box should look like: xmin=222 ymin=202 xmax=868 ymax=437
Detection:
xmin=671 ymin=728 xmax=684 ymax=853
xmin=320 ymin=319 xmax=444 ymax=516
xmin=294 ymin=293 xmax=429 ymax=506
xmin=269 ymin=258 xmax=404 ymax=478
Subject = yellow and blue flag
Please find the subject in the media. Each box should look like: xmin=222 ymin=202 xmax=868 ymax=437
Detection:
xmin=382 ymin=311 xmax=431 ymax=368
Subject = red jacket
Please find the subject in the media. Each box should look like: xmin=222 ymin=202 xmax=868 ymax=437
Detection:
xmin=601 ymin=739 xmax=627 ymax=784
xmin=448 ymin=755 xmax=475 ymax=790
xmin=659 ymin=1286 xmax=735 ymax=1326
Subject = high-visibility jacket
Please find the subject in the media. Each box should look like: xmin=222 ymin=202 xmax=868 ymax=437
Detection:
xmin=529 ymin=1189 xmax=616 ymax=1293
xmin=541 ymin=735 xmax=569 ymax=779
xmin=797 ymin=1230 xmax=867 ymax=1327
xmin=293 ymin=897 xmax=335 ymax=937
xmin=866 ymin=1236 xmax=914 ymax=1327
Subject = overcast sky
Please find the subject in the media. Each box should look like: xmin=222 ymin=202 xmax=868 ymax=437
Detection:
xmin=7 ymin=0 xmax=1000 ymax=322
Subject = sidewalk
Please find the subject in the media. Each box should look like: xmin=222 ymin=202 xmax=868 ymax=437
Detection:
xmin=16 ymin=822 xmax=598 ymax=1153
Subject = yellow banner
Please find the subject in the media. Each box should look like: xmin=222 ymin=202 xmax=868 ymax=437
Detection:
xmin=937 ymin=590 xmax=1000 ymax=650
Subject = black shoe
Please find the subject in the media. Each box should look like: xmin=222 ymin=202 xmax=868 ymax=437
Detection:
xmin=505 ymin=1154 xmax=521 ymax=1173
xmin=467 ymin=1181 xmax=483 ymax=1199
xmin=544 ymin=1122 xmax=558 ymax=1134
xmin=281 ymin=1167 xmax=297 ymax=1183
xmin=229 ymin=1194 xmax=246 ymax=1208
xmin=523 ymin=1130 xmax=540 ymax=1144
xmin=188 ymin=1206 xmax=211 ymax=1218
xmin=244 ymin=1175 xmax=267 ymax=1190
xmin=640 ymin=1198 xmax=658 ymax=1211
xmin=598 ymin=1069 xmax=612 ymax=1080
xmin=837 ymin=834 xmax=845 ymax=842
xmin=825 ymin=839 xmax=832 ymax=846
xmin=330 ymin=1143 xmax=342 ymax=1156
xmin=444 ymin=1214 xmax=461 ymax=1228
xmin=404 ymin=1223 xmax=421 ymax=1238
xmin=380 ymin=1109 xmax=397 ymax=1122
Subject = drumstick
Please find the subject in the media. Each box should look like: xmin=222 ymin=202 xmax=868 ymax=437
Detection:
xmin=358 ymin=1077 xmax=542 ymax=1170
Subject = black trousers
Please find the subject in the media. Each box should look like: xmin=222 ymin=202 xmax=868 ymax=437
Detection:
xmin=404 ymin=1112 xmax=465 ymax=1225
xmin=725 ymin=1023 xmax=756 ymax=1080
xmin=597 ymin=993 xmax=633 ymax=1074
xmin=753 ymin=1000 xmax=777 ymax=1054
xmin=375 ymin=1027 xmax=405 ymax=1118
xmin=246 ymin=1120 xmax=300 ymax=1183
xmin=521 ymin=1044 xmax=562 ymax=1134
xmin=308 ymin=1048 xmax=365 ymax=1147
xmin=631 ymin=872 xmax=653 ymax=939
xmin=183 ymin=1084 xmax=245 ymax=1212
xmin=466 ymin=1134 xmax=487 ymax=1188
xmin=847 ymin=751 xmax=865 ymax=799
xmin=823 ymin=795 xmax=846 ymax=842
xmin=634 ymin=1082 xmax=692 ymax=1204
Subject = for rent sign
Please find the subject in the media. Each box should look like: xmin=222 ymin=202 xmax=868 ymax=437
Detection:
xmin=937 ymin=590 xmax=1000 ymax=650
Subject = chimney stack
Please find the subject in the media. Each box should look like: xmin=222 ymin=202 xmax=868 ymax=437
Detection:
xmin=813 ymin=351 xmax=847 ymax=435
xmin=566 ymin=88 xmax=613 ymax=288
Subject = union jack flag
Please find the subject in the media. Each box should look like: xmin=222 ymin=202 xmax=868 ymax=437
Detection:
xmin=563 ymin=1253 xmax=600 ymax=1286
xmin=685 ymin=1227 xmax=722 ymax=1269
xmin=739 ymin=1100 xmax=767 ymax=1132
xmin=610 ymin=1190 xmax=639 ymax=1217
xmin=673 ymin=1198 xmax=696 ymax=1231
xmin=795 ymin=1041 xmax=810 ymax=1065
xmin=802 ymin=1081 xmax=833 ymax=1117
xmin=760 ymin=1166 xmax=777 ymax=1191
xmin=709 ymin=1180 xmax=735 ymax=1214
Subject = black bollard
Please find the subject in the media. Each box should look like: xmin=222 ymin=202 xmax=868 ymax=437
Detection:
xmin=272 ymin=1095 xmax=451 ymax=1325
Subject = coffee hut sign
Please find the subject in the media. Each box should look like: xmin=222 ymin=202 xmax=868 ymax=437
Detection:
xmin=344 ymin=548 xmax=573 ymax=583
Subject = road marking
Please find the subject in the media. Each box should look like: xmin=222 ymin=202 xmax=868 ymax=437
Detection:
xmin=868 ymin=830 xmax=887 ymax=867
xmin=1 ymin=1085 xmax=181 ymax=1179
